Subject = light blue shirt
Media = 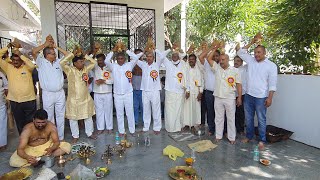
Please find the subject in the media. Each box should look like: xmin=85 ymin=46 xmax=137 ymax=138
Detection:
xmin=36 ymin=56 xmax=64 ymax=92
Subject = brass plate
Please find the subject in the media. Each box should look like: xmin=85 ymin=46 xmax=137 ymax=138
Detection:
xmin=168 ymin=166 xmax=197 ymax=180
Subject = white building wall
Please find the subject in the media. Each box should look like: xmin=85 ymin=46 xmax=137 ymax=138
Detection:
xmin=267 ymin=74 xmax=320 ymax=148
xmin=39 ymin=0 xmax=164 ymax=50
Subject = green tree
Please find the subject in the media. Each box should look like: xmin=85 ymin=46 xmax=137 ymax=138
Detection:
xmin=266 ymin=0 xmax=320 ymax=73
xmin=187 ymin=0 xmax=268 ymax=43
xmin=164 ymin=5 xmax=181 ymax=48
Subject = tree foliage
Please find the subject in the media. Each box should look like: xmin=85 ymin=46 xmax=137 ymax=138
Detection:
xmin=181 ymin=0 xmax=320 ymax=72
xmin=265 ymin=0 xmax=320 ymax=72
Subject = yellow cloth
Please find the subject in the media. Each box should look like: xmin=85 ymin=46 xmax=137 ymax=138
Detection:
xmin=60 ymin=53 xmax=96 ymax=120
xmin=163 ymin=145 xmax=184 ymax=161
xmin=9 ymin=140 xmax=71 ymax=167
xmin=0 ymin=47 xmax=36 ymax=102
xmin=187 ymin=140 xmax=217 ymax=153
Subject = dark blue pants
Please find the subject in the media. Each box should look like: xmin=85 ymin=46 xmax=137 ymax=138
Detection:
xmin=205 ymin=90 xmax=215 ymax=134
xmin=133 ymin=90 xmax=143 ymax=124
xmin=244 ymin=94 xmax=267 ymax=142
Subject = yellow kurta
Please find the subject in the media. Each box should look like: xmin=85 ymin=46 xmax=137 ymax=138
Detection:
xmin=60 ymin=53 xmax=96 ymax=120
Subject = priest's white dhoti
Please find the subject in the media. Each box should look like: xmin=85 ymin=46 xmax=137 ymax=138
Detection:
xmin=182 ymin=94 xmax=201 ymax=127
xmin=165 ymin=90 xmax=184 ymax=132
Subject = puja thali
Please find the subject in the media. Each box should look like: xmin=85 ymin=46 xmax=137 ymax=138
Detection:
xmin=168 ymin=166 xmax=198 ymax=180
xmin=0 ymin=167 xmax=32 ymax=180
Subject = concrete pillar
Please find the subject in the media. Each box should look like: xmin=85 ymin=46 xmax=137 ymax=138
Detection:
xmin=180 ymin=0 xmax=186 ymax=52
xmin=39 ymin=0 xmax=57 ymax=43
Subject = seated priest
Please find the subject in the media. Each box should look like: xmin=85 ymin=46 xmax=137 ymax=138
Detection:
xmin=9 ymin=109 xmax=71 ymax=167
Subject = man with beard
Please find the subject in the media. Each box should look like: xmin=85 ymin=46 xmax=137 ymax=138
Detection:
xmin=182 ymin=54 xmax=204 ymax=132
xmin=9 ymin=109 xmax=71 ymax=167
xmin=157 ymin=47 xmax=189 ymax=133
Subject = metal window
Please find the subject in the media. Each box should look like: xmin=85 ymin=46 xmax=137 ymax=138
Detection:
xmin=55 ymin=1 xmax=155 ymax=56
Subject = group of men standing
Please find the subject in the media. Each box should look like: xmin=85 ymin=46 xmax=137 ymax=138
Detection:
xmin=0 ymin=33 xmax=277 ymax=158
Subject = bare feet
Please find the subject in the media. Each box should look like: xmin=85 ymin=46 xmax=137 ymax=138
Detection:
xmin=230 ymin=140 xmax=236 ymax=145
xmin=119 ymin=133 xmax=124 ymax=137
xmin=88 ymin=134 xmax=97 ymax=140
xmin=107 ymin=130 xmax=113 ymax=134
xmin=154 ymin=130 xmax=160 ymax=135
xmin=94 ymin=130 xmax=104 ymax=136
xmin=241 ymin=138 xmax=251 ymax=143
xmin=71 ymin=138 xmax=79 ymax=144
xmin=258 ymin=141 xmax=265 ymax=150
xmin=182 ymin=126 xmax=190 ymax=132
xmin=208 ymin=132 xmax=214 ymax=136
xmin=0 ymin=145 xmax=7 ymax=151
xmin=130 ymin=133 xmax=136 ymax=137
xmin=215 ymin=138 xmax=222 ymax=143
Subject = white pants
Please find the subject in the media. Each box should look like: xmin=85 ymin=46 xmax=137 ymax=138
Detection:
xmin=94 ymin=93 xmax=113 ymax=130
xmin=114 ymin=92 xmax=135 ymax=134
xmin=42 ymin=89 xmax=66 ymax=140
xmin=0 ymin=104 xmax=7 ymax=147
xmin=142 ymin=91 xmax=161 ymax=132
xmin=69 ymin=117 xmax=94 ymax=138
xmin=165 ymin=91 xmax=184 ymax=132
xmin=214 ymin=97 xmax=236 ymax=141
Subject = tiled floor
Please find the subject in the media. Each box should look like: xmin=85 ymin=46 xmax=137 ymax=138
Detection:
xmin=0 ymin=119 xmax=319 ymax=180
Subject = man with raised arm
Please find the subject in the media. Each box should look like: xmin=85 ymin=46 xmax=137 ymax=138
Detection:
xmin=9 ymin=109 xmax=71 ymax=167
xmin=104 ymin=49 xmax=143 ymax=136
xmin=198 ymin=46 xmax=221 ymax=136
xmin=207 ymin=45 xmax=242 ymax=144
xmin=236 ymin=37 xmax=277 ymax=150
xmin=32 ymin=35 xmax=68 ymax=140
xmin=135 ymin=48 xmax=164 ymax=134
xmin=157 ymin=46 xmax=189 ymax=133
xmin=0 ymin=43 xmax=36 ymax=134
xmin=60 ymin=46 xmax=97 ymax=143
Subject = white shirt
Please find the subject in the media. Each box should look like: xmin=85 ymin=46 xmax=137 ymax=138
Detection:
xmin=163 ymin=58 xmax=189 ymax=94
xmin=211 ymin=62 xmax=241 ymax=99
xmin=237 ymin=48 xmax=277 ymax=98
xmin=186 ymin=64 xmax=204 ymax=94
xmin=105 ymin=53 xmax=138 ymax=95
xmin=137 ymin=60 xmax=163 ymax=91
xmin=237 ymin=64 xmax=247 ymax=96
xmin=36 ymin=56 xmax=64 ymax=92
xmin=203 ymin=59 xmax=215 ymax=91
xmin=0 ymin=72 xmax=8 ymax=106
xmin=93 ymin=64 xmax=113 ymax=93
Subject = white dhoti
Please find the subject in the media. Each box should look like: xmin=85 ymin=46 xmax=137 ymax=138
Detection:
xmin=0 ymin=104 xmax=7 ymax=147
xmin=165 ymin=90 xmax=184 ymax=132
xmin=214 ymin=97 xmax=236 ymax=141
xmin=42 ymin=89 xmax=66 ymax=140
xmin=182 ymin=94 xmax=201 ymax=127
xmin=142 ymin=91 xmax=161 ymax=132
xmin=69 ymin=117 xmax=94 ymax=138
xmin=94 ymin=93 xmax=113 ymax=130
xmin=114 ymin=92 xmax=135 ymax=134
